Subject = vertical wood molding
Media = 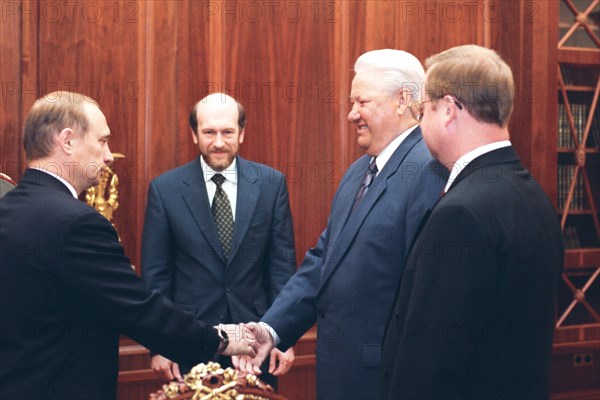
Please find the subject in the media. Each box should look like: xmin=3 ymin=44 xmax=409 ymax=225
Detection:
xmin=0 ymin=0 xmax=25 ymax=178
xmin=334 ymin=0 xmax=350 ymax=174
xmin=136 ymin=0 xmax=149 ymax=268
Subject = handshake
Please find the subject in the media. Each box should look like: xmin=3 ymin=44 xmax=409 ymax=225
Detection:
xmin=152 ymin=323 xmax=291 ymax=381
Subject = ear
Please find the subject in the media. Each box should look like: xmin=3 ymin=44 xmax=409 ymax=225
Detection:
xmin=190 ymin=128 xmax=199 ymax=144
xmin=442 ymin=95 xmax=459 ymax=128
xmin=396 ymin=89 xmax=411 ymax=117
xmin=56 ymin=128 xmax=75 ymax=155
xmin=238 ymin=128 xmax=245 ymax=144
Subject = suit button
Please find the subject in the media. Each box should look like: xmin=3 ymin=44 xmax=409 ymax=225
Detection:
xmin=319 ymin=311 xmax=325 ymax=319
xmin=226 ymin=287 xmax=231 ymax=293
xmin=219 ymin=314 xmax=225 ymax=320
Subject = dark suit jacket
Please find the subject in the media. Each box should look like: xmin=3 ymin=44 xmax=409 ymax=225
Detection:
xmin=141 ymin=156 xmax=296 ymax=327
xmin=0 ymin=169 xmax=220 ymax=400
xmin=381 ymin=147 xmax=564 ymax=399
xmin=261 ymin=127 xmax=447 ymax=399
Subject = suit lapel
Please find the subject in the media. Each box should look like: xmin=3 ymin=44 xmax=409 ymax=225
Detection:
xmin=328 ymin=156 xmax=370 ymax=243
xmin=319 ymin=129 xmax=424 ymax=286
xmin=229 ymin=157 xmax=260 ymax=266
xmin=181 ymin=159 xmax=224 ymax=261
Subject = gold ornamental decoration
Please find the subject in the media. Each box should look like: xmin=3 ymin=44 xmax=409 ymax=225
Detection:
xmin=85 ymin=153 xmax=125 ymax=223
xmin=149 ymin=362 xmax=286 ymax=400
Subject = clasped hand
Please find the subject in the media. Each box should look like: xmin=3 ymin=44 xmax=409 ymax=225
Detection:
xmin=232 ymin=322 xmax=278 ymax=375
xmin=151 ymin=323 xmax=258 ymax=382
xmin=219 ymin=322 xmax=259 ymax=357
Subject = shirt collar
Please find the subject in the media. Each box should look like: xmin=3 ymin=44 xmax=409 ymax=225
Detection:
xmin=374 ymin=124 xmax=419 ymax=174
xmin=200 ymin=156 xmax=238 ymax=183
xmin=444 ymin=140 xmax=512 ymax=193
xmin=31 ymin=167 xmax=78 ymax=198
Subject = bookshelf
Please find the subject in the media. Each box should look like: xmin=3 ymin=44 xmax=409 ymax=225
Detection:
xmin=552 ymin=0 xmax=600 ymax=397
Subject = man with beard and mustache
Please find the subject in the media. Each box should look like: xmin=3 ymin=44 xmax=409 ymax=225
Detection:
xmin=142 ymin=93 xmax=296 ymax=387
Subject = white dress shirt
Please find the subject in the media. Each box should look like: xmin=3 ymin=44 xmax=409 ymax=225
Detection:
xmin=200 ymin=157 xmax=238 ymax=221
xmin=373 ymin=124 xmax=420 ymax=175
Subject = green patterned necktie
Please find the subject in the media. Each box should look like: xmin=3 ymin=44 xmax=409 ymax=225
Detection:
xmin=211 ymin=174 xmax=234 ymax=260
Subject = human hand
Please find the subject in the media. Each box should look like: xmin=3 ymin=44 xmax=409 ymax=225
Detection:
xmin=233 ymin=322 xmax=274 ymax=375
xmin=151 ymin=354 xmax=182 ymax=382
xmin=269 ymin=347 xmax=295 ymax=376
xmin=217 ymin=323 xmax=258 ymax=357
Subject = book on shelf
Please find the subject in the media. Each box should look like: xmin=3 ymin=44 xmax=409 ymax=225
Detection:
xmin=563 ymin=226 xmax=581 ymax=249
xmin=557 ymin=103 xmax=599 ymax=149
xmin=558 ymin=164 xmax=585 ymax=211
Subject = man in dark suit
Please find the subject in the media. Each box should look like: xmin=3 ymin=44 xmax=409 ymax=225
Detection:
xmin=0 ymin=92 xmax=257 ymax=400
xmin=381 ymin=45 xmax=564 ymax=399
xmin=238 ymin=49 xmax=447 ymax=399
xmin=142 ymin=93 xmax=296 ymax=385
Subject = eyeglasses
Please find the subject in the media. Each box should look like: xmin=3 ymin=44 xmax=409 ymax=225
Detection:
xmin=413 ymin=96 xmax=463 ymax=121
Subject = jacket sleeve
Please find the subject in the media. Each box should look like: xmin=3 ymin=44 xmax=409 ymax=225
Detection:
xmin=58 ymin=208 xmax=219 ymax=366
xmin=264 ymin=175 xmax=296 ymax=302
xmin=141 ymin=180 xmax=174 ymax=298
xmin=261 ymin=222 xmax=329 ymax=351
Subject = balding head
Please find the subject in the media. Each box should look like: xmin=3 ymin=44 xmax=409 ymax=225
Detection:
xmin=189 ymin=93 xmax=246 ymax=134
xmin=188 ymin=93 xmax=246 ymax=171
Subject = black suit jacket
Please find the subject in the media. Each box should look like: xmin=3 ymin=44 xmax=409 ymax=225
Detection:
xmin=381 ymin=147 xmax=564 ymax=399
xmin=141 ymin=156 xmax=296 ymax=326
xmin=0 ymin=169 xmax=220 ymax=399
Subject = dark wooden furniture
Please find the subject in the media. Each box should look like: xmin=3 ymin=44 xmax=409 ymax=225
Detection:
xmin=551 ymin=1 xmax=600 ymax=398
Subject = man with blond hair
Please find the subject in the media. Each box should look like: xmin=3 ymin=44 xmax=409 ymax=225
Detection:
xmin=142 ymin=93 xmax=296 ymax=387
xmin=381 ymin=45 xmax=563 ymax=399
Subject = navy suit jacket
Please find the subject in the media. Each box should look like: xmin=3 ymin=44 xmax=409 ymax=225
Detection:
xmin=381 ymin=147 xmax=564 ymax=399
xmin=0 ymin=169 xmax=219 ymax=400
xmin=142 ymin=156 xmax=296 ymax=327
xmin=261 ymin=127 xmax=447 ymax=399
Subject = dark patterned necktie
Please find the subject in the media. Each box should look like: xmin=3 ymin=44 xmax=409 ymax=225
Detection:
xmin=211 ymin=174 xmax=234 ymax=260
xmin=351 ymin=157 xmax=378 ymax=212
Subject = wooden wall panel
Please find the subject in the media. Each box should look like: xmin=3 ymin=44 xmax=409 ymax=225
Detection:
xmin=395 ymin=0 xmax=485 ymax=61
xmin=489 ymin=0 xmax=558 ymax=200
xmin=219 ymin=1 xmax=340 ymax=254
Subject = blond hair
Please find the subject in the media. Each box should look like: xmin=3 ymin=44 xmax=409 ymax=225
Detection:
xmin=425 ymin=45 xmax=514 ymax=127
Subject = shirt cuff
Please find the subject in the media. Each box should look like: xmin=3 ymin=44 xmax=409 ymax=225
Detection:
xmin=258 ymin=321 xmax=281 ymax=346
